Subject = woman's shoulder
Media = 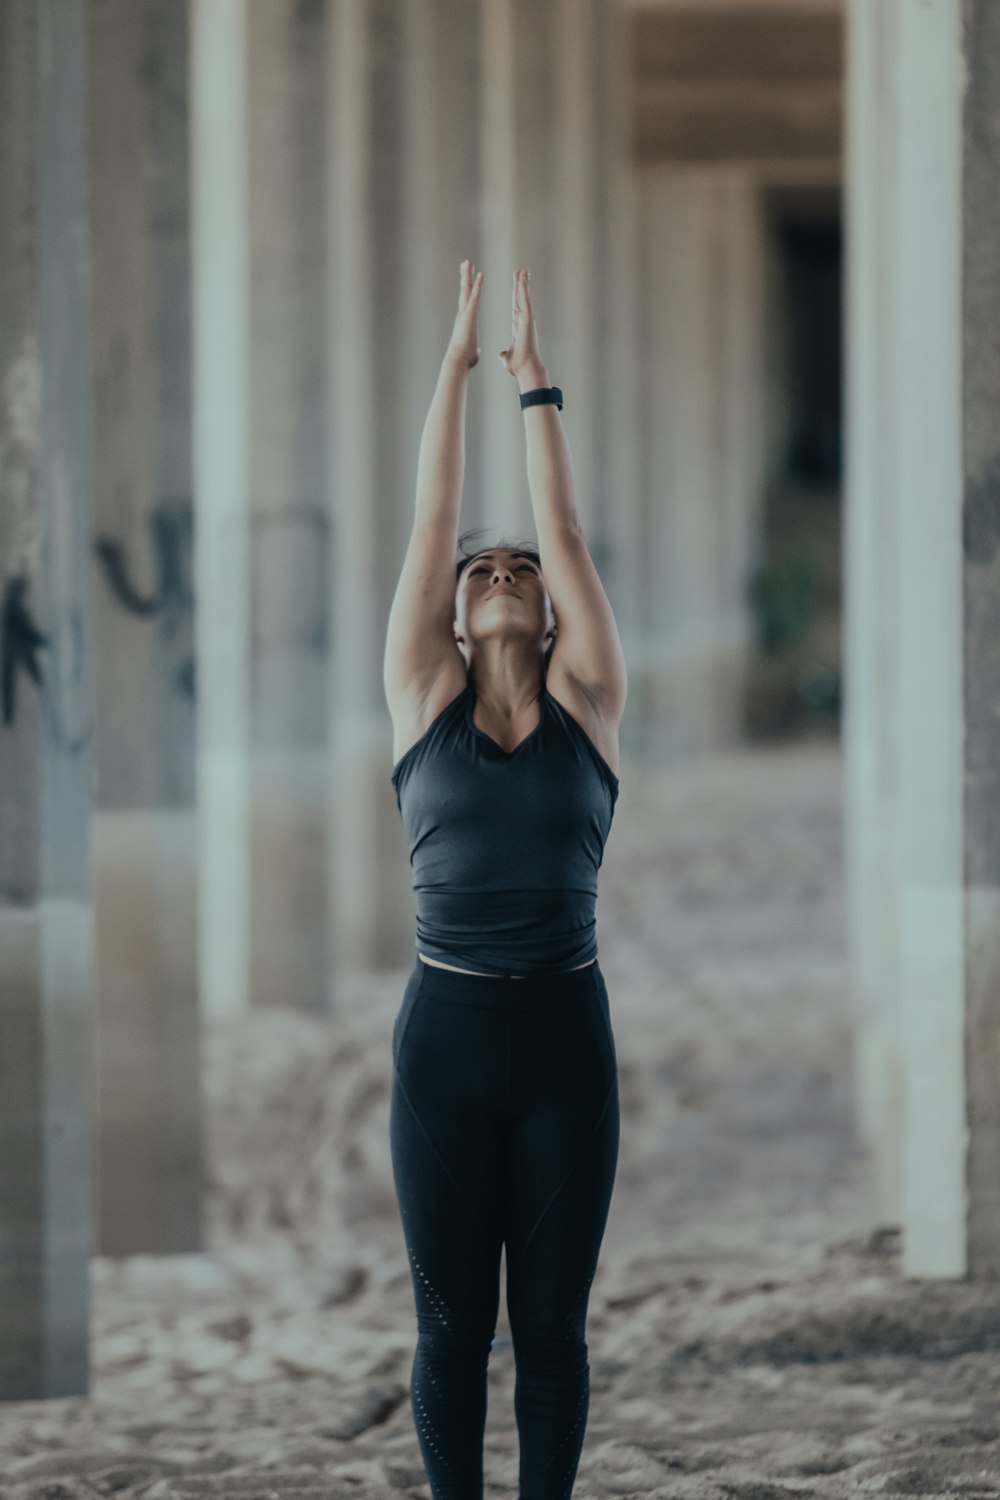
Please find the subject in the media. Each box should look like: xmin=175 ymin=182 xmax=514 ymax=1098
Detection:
xmin=389 ymin=665 xmax=469 ymax=773
xmin=545 ymin=663 xmax=621 ymax=781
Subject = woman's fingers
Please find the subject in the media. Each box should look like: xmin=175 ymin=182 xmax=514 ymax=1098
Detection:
xmin=459 ymin=259 xmax=484 ymax=309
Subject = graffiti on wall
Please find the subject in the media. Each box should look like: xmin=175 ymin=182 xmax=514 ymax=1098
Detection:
xmin=93 ymin=497 xmax=195 ymax=699
xmin=0 ymin=573 xmax=93 ymax=753
xmin=2 ymin=496 xmax=331 ymax=735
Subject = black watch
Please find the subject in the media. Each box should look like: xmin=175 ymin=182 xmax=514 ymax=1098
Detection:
xmin=519 ymin=385 xmax=564 ymax=412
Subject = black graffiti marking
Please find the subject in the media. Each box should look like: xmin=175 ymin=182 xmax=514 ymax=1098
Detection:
xmin=93 ymin=497 xmax=194 ymax=622
xmin=2 ymin=574 xmax=49 ymax=726
xmin=91 ymin=535 xmax=161 ymax=614
xmin=46 ymin=602 xmax=93 ymax=754
xmin=93 ymin=498 xmax=196 ymax=698
xmin=92 ymin=497 xmax=330 ymax=699
xmin=0 ymin=573 xmax=93 ymax=753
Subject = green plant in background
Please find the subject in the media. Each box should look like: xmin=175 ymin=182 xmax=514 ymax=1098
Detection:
xmin=795 ymin=662 xmax=840 ymax=715
xmin=747 ymin=547 xmax=819 ymax=656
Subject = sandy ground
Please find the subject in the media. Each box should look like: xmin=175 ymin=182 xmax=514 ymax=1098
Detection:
xmin=4 ymin=735 xmax=1000 ymax=1500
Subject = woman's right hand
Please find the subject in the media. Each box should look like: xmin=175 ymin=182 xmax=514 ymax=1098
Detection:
xmin=446 ymin=259 xmax=485 ymax=370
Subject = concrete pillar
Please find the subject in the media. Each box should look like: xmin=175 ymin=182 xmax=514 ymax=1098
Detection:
xmin=635 ymin=168 xmax=771 ymax=763
xmin=0 ymin=0 xmax=96 ymax=1396
xmin=844 ymin=0 xmax=1000 ymax=1277
xmin=361 ymin=0 xmax=486 ymax=963
xmin=606 ymin=4 xmax=645 ymax=771
xmin=399 ymin=0 xmax=485 ymax=530
xmin=478 ymin=0 xmax=622 ymax=552
xmin=88 ymin=0 xmax=203 ymax=1255
xmin=246 ymin=0 xmax=330 ymax=1009
xmin=843 ymin=0 xmax=905 ymax=1224
xmin=191 ymin=0 xmax=252 ymax=1020
xmin=326 ymin=0 xmax=412 ymax=975
xmin=328 ymin=0 xmax=504 ymax=973
xmin=960 ymin=0 xmax=1000 ymax=1283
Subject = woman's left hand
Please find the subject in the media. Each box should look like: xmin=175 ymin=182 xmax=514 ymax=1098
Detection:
xmin=498 ymin=269 xmax=544 ymax=378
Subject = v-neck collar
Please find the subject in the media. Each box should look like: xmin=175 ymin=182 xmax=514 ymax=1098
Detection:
xmin=465 ymin=680 xmax=546 ymax=758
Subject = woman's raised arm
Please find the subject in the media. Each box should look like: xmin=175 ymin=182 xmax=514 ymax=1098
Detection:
xmin=501 ymin=268 xmax=627 ymax=717
xmin=383 ymin=261 xmax=484 ymax=711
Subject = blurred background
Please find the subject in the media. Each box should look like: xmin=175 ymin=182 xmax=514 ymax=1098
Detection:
xmin=2 ymin=0 xmax=999 ymax=1492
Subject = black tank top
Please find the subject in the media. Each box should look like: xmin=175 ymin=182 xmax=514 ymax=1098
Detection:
xmin=389 ymin=677 xmax=619 ymax=975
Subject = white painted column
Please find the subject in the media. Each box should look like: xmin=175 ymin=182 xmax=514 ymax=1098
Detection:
xmin=190 ymin=0 xmax=252 ymax=1020
xmin=843 ymin=0 xmax=1000 ymax=1277
xmin=842 ymin=0 xmax=905 ymax=1223
xmin=891 ymin=0 xmax=965 ymax=1278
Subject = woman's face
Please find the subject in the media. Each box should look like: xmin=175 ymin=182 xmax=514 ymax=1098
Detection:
xmin=453 ymin=549 xmax=556 ymax=664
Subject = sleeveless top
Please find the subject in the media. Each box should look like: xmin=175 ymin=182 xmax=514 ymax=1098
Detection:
xmin=389 ymin=677 xmax=619 ymax=975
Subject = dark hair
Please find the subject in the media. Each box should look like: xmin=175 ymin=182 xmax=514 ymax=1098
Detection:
xmin=454 ymin=528 xmax=541 ymax=581
xmin=454 ymin=528 xmax=553 ymax=670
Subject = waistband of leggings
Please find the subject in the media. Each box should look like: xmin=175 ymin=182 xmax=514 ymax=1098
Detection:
xmin=415 ymin=955 xmax=601 ymax=1007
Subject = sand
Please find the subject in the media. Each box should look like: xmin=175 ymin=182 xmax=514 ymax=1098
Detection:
xmin=3 ymin=735 xmax=1000 ymax=1500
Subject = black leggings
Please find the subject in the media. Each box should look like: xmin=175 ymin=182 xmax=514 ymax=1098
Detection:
xmin=389 ymin=955 xmax=620 ymax=1500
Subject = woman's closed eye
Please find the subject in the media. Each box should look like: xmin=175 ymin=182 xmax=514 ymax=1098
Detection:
xmin=471 ymin=565 xmax=537 ymax=578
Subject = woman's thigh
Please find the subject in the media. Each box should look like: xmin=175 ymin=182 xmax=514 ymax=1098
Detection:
xmin=390 ymin=962 xmax=508 ymax=1318
xmin=502 ymin=963 xmax=620 ymax=1329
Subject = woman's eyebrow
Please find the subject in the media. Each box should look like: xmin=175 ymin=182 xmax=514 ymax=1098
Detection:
xmin=467 ymin=553 xmax=538 ymax=568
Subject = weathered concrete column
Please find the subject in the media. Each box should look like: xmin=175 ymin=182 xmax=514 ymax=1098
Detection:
xmin=347 ymin=0 xmax=486 ymax=966
xmin=191 ymin=0 xmax=252 ymax=1020
xmin=88 ymin=0 xmax=203 ymax=1254
xmin=605 ymin=2 xmax=645 ymax=773
xmin=478 ymin=0 xmax=622 ymax=557
xmin=246 ymin=0 xmax=330 ymax=1009
xmin=959 ymin=0 xmax=1000 ymax=1284
xmin=330 ymin=0 xmax=508 ymax=973
xmin=399 ymin=0 xmax=485 ymax=528
xmin=634 ymin=168 xmax=771 ymax=763
xmin=0 ymin=0 xmax=96 ymax=1396
xmin=844 ymin=0 xmax=1000 ymax=1277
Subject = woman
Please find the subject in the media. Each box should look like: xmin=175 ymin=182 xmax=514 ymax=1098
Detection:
xmin=383 ymin=261 xmax=627 ymax=1500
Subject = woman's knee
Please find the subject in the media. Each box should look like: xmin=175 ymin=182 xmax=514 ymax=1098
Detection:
xmin=416 ymin=1313 xmax=497 ymax=1370
xmin=509 ymin=1315 xmax=590 ymax=1374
